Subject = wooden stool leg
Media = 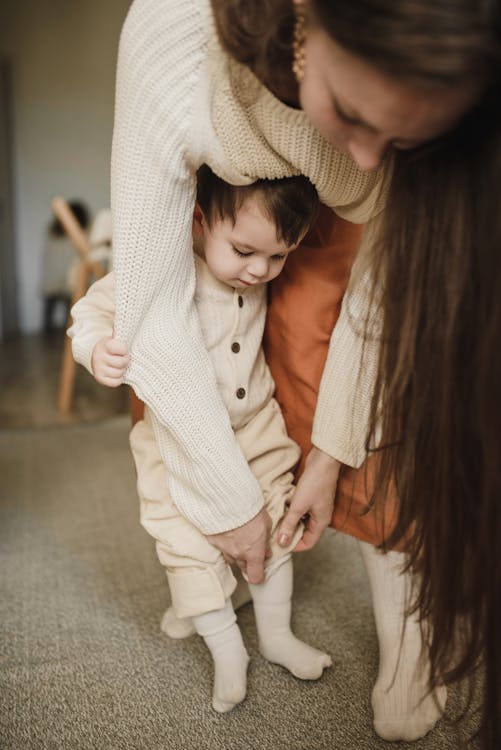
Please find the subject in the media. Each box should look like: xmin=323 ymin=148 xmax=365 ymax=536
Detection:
xmin=57 ymin=260 xmax=89 ymax=416
xmin=58 ymin=334 xmax=77 ymax=416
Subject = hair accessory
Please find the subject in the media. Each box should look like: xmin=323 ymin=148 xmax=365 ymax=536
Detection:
xmin=292 ymin=4 xmax=307 ymax=83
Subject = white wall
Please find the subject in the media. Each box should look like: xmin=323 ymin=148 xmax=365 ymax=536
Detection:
xmin=1 ymin=0 xmax=131 ymax=333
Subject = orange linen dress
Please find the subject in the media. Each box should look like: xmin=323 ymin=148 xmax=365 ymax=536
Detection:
xmin=263 ymin=204 xmax=401 ymax=548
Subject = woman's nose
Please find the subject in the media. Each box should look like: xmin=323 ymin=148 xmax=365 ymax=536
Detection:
xmin=347 ymin=135 xmax=387 ymax=172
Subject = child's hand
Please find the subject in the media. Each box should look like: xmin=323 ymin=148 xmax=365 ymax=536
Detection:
xmin=91 ymin=336 xmax=129 ymax=387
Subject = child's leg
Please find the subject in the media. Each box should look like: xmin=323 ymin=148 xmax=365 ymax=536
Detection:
xmin=130 ymin=409 xmax=237 ymax=615
xmin=192 ymin=598 xmax=249 ymax=713
xmin=234 ymin=400 xmax=330 ymax=679
xmin=160 ymin=607 xmax=195 ymax=639
xmin=358 ymin=540 xmax=447 ymax=741
xmin=131 ymin=408 xmax=248 ymax=712
xmin=161 ymin=569 xmax=251 ymax=639
xmin=249 ymin=555 xmax=332 ymax=680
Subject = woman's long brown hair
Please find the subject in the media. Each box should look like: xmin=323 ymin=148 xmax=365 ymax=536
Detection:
xmin=367 ymin=100 xmax=501 ymax=746
xmin=211 ymin=0 xmax=501 ymax=745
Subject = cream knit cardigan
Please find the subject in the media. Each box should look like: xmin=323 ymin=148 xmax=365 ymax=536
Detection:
xmin=110 ymin=0 xmax=386 ymax=534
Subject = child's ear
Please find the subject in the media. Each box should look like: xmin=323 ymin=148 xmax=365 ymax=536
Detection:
xmin=192 ymin=203 xmax=205 ymax=237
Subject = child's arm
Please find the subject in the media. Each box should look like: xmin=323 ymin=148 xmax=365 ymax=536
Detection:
xmin=68 ymin=271 xmax=129 ymax=386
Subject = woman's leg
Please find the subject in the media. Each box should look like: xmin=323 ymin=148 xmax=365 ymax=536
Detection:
xmin=358 ymin=540 xmax=447 ymax=741
xmin=249 ymin=555 xmax=332 ymax=680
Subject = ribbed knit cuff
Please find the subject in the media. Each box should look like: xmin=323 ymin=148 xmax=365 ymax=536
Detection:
xmin=69 ymin=329 xmax=110 ymax=377
xmin=311 ymin=423 xmax=365 ymax=469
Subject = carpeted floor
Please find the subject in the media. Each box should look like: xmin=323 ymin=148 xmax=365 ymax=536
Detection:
xmin=0 ymin=418 xmax=479 ymax=749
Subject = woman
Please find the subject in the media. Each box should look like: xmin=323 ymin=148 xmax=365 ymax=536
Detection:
xmin=112 ymin=0 xmax=501 ymax=744
xmin=264 ymin=3 xmax=501 ymax=746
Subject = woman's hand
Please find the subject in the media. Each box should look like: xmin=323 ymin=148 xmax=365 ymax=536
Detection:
xmin=91 ymin=336 xmax=129 ymax=387
xmin=278 ymin=447 xmax=341 ymax=552
xmin=207 ymin=507 xmax=272 ymax=585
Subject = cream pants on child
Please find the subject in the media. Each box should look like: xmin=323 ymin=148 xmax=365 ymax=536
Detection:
xmin=129 ymin=397 xmax=302 ymax=619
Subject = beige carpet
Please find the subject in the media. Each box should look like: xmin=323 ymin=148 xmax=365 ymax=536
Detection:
xmin=0 ymin=418 xmax=478 ymax=749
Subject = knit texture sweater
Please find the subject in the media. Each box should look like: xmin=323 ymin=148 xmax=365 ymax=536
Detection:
xmin=110 ymin=0 xmax=387 ymax=534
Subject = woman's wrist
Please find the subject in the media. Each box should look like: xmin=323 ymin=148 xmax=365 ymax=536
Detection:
xmin=307 ymin=445 xmax=341 ymax=475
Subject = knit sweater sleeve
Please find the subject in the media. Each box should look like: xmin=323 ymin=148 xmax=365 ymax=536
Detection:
xmin=112 ymin=0 xmax=263 ymax=534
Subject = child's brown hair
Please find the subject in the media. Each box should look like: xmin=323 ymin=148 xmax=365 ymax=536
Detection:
xmin=196 ymin=165 xmax=319 ymax=247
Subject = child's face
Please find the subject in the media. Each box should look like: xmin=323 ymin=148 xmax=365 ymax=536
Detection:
xmin=201 ymin=198 xmax=297 ymax=289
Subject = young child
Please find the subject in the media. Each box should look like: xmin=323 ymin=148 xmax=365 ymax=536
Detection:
xmin=68 ymin=166 xmax=330 ymax=713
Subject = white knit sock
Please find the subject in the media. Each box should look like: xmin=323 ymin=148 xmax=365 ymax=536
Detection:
xmin=161 ymin=570 xmax=252 ymax=639
xmin=231 ymin=570 xmax=252 ymax=610
xmin=192 ymin=598 xmax=249 ymax=713
xmin=160 ymin=607 xmax=195 ymax=639
xmin=359 ymin=541 xmax=447 ymax=741
xmin=249 ymin=556 xmax=332 ymax=680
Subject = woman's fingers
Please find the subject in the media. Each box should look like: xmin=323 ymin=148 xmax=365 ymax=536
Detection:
xmin=277 ymin=447 xmax=341 ymax=551
xmin=278 ymin=498 xmax=308 ymax=547
xmin=278 ymin=500 xmax=329 ymax=552
xmin=293 ymin=514 xmax=329 ymax=551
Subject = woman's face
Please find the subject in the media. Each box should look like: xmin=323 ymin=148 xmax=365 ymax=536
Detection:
xmin=299 ymin=26 xmax=480 ymax=171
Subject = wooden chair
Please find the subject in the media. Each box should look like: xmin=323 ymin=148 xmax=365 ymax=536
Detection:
xmin=53 ymin=196 xmax=107 ymax=416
